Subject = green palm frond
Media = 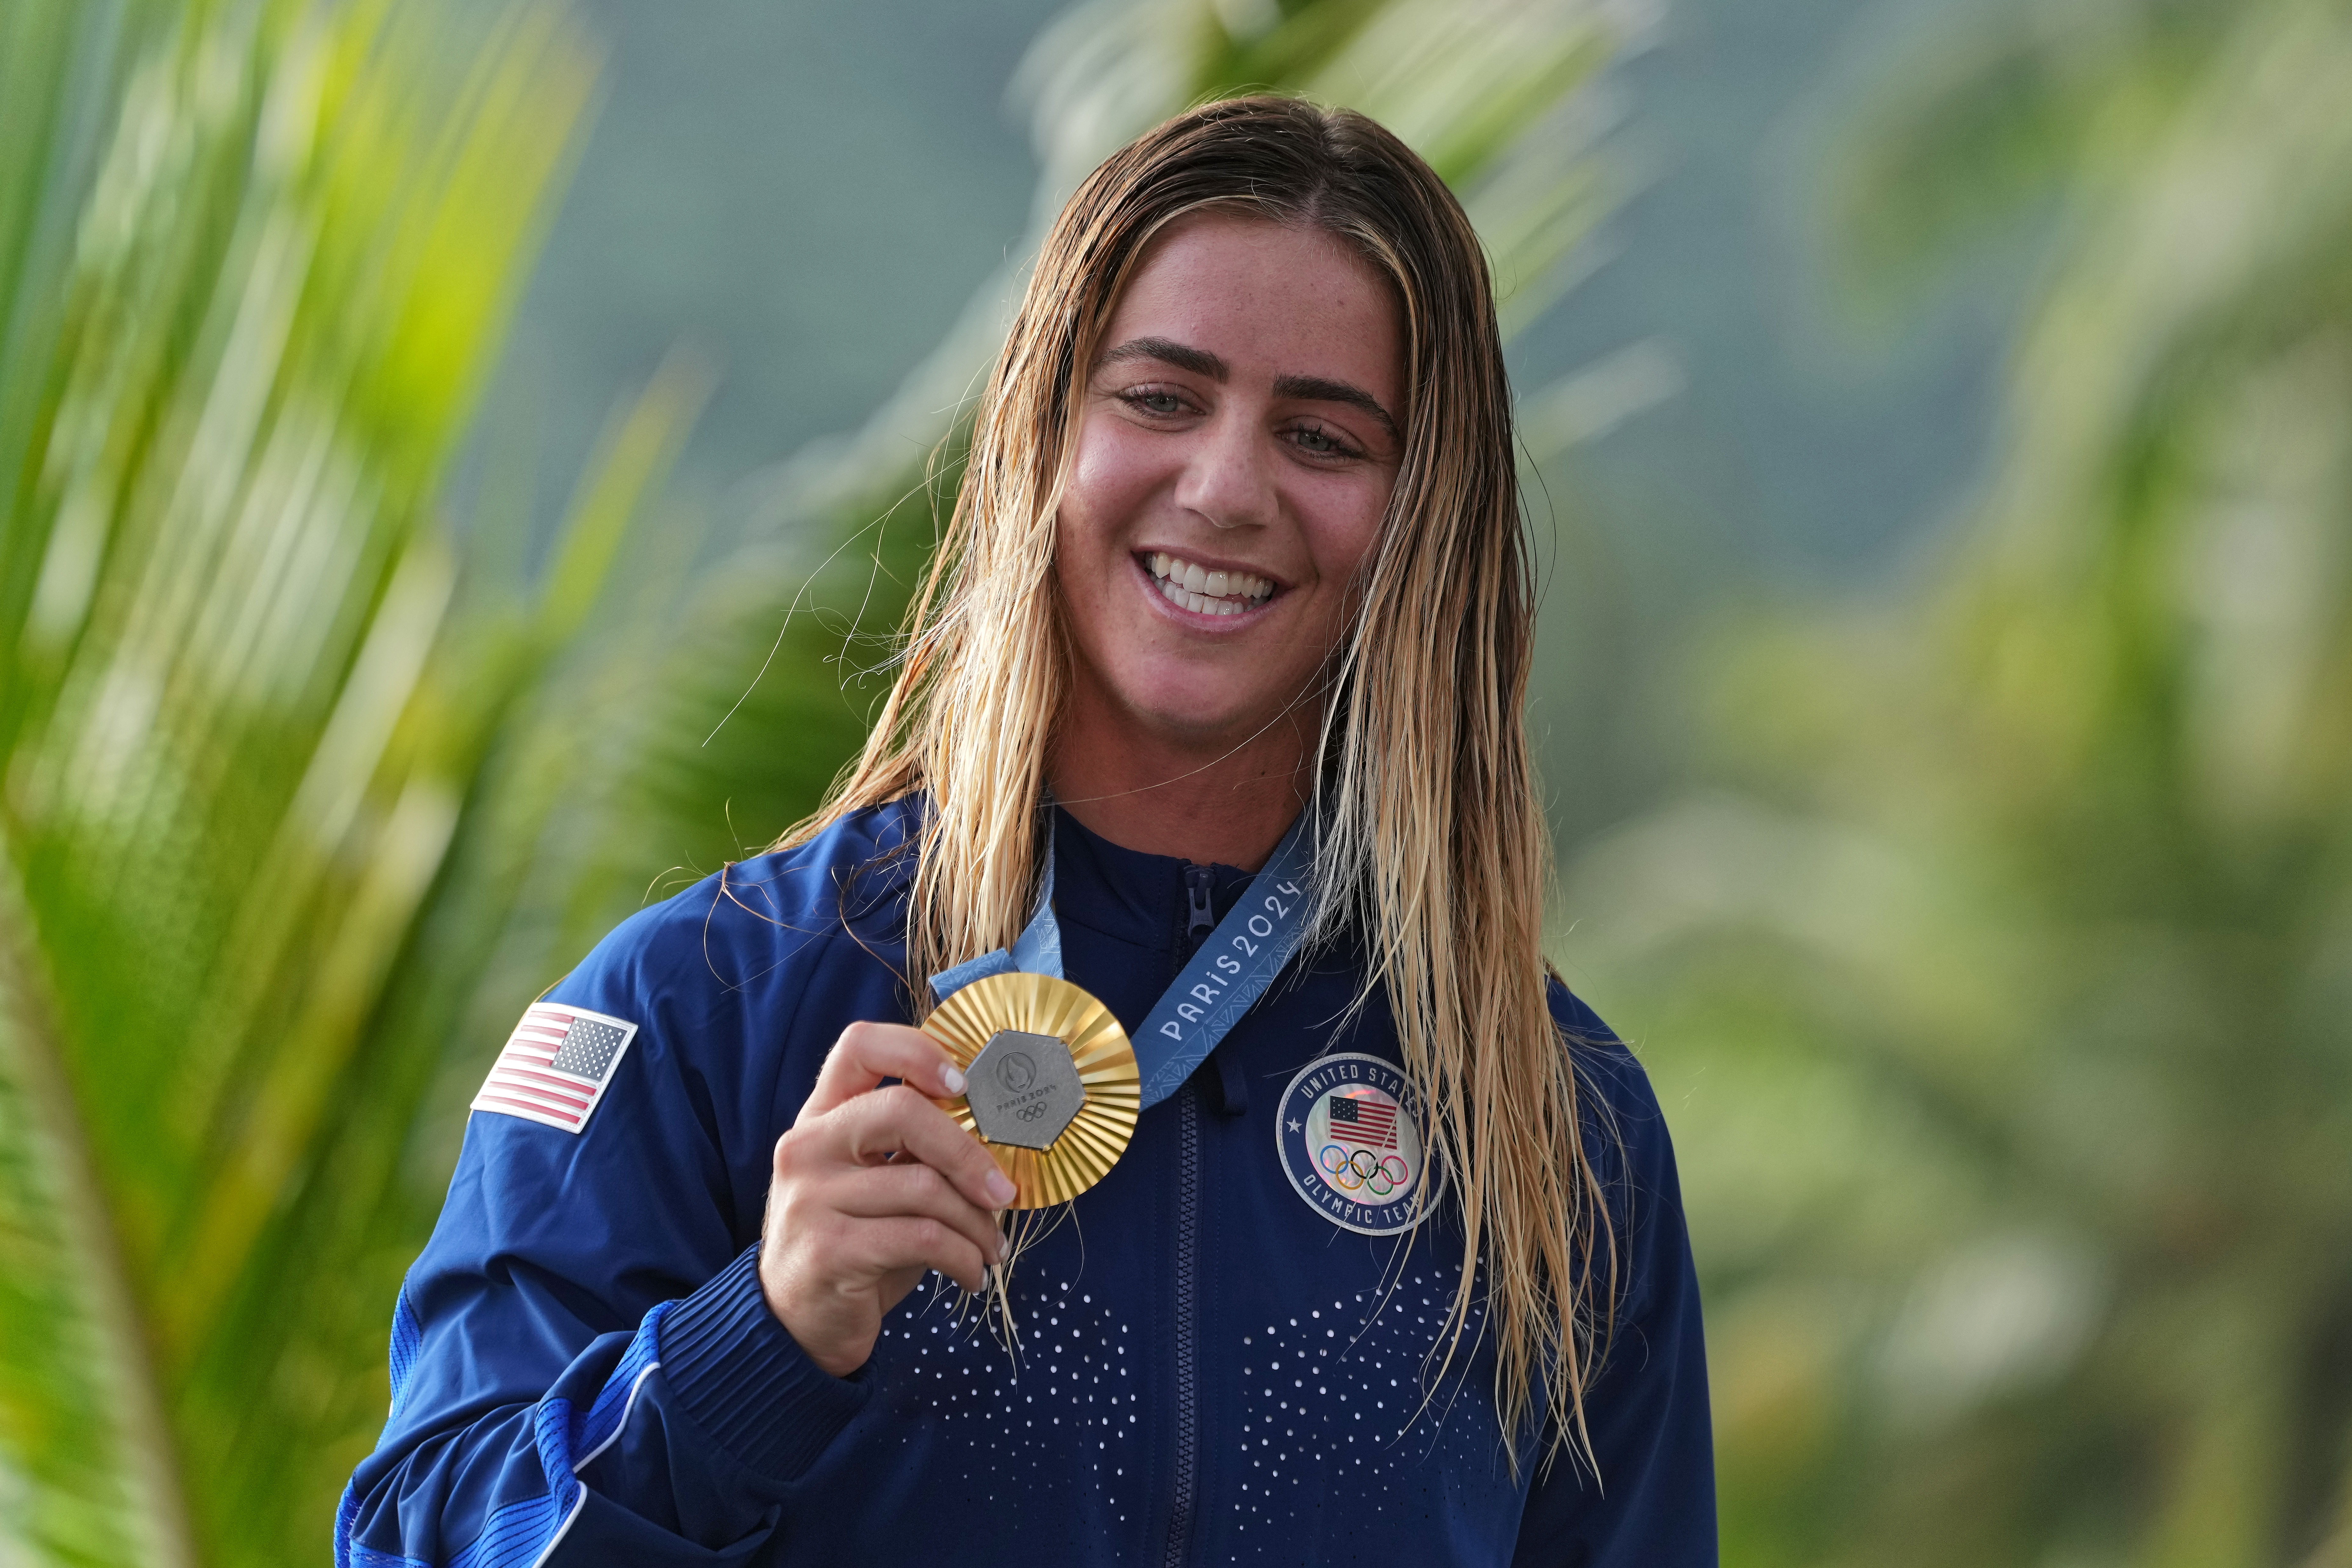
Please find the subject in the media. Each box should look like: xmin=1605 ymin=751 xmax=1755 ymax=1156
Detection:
xmin=0 ymin=1 xmax=700 ymax=1562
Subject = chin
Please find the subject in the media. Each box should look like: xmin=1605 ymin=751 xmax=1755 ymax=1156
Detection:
xmin=1116 ymin=674 xmax=1270 ymax=741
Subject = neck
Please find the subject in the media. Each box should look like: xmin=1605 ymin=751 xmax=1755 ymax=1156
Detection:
xmin=1047 ymin=687 xmax=1315 ymax=871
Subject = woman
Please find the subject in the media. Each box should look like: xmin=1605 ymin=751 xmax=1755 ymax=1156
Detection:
xmin=340 ymin=96 xmax=1711 ymax=1566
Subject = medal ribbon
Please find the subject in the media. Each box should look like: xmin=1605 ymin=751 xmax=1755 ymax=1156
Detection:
xmin=929 ymin=811 xmax=1317 ymax=1110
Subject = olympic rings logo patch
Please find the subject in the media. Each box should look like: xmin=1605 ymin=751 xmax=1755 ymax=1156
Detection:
xmin=1318 ymin=1143 xmax=1412 ymax=1197
xmin=1275 ymin=1053 xmax=1438 ymax=1236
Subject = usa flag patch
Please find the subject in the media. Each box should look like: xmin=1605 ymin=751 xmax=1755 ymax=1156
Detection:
xmin=470 ymin=1001 xmax=640 ymax=1134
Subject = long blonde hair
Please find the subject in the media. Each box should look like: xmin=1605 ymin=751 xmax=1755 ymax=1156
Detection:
xmin=777 ymin=95 xmax=1615 ymax=1463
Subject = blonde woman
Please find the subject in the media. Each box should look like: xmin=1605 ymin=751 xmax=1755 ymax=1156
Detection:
xmin=342 ymin=97 xmax=1711 ymax=1567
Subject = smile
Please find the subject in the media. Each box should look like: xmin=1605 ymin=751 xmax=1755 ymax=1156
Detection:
xmin=1145 ymin=552 xmax=1277 ymax=618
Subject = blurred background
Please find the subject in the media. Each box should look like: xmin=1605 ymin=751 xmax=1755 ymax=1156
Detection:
xmin=3 ymin=0 xmax=2347 ymax=1563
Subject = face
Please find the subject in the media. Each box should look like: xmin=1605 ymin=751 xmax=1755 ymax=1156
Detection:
xmin=1054 ymin=211 xmax=1405 ymax=750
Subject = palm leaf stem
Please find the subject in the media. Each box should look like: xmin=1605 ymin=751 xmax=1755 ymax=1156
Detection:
xmin=0 ymin=848 xmax=191 ymax=1568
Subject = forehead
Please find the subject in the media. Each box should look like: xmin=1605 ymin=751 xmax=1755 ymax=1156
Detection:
xmin=1102 ymin=211 xmax=1403 ymax=396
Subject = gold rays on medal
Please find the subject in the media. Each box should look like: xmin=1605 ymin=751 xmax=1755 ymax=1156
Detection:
xmin=922 ymin=971 xmax=1138 ymax=1208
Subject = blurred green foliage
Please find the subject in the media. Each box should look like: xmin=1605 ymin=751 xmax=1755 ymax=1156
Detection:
xmin=0 ymin=0 xmax=705 ymax=1560
xmin=38 ymin=0 xmax=2352 ymax=1560
xmin=0 ymin=0 xmax=1631 ymax=1562
xmin=1572 ymin=1 xmax=2352 ymax=1563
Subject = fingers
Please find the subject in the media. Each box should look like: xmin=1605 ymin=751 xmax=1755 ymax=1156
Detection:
xmin=775 ymin=1080 xmax=1017 ymax=1220
xmin=832 ymin=1086 xmax=1019 ymax=1212
xmin=769 ymin=1019 xmax=1021 ymax=1320
xmin=845 ymin=1217 xmax=996 ymax=1295
xmin=802 ymin=1021 xmax=965 ymax=1120
xmin=833 ymin=1161 xmax=1006 ymax=1271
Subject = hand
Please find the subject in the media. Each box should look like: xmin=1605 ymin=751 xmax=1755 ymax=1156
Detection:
xmin=759 ymin=1021 xmax=1015 ymax=1376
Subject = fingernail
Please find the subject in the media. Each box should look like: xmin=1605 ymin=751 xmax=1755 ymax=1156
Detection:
xmin=992 ymin=1231 xmax=1008 ymax=1263
xmin=941 ymin=1065 xmax=967 ymax=1095
xmin=985 ymin=1171 xmax=1016 ymax=1207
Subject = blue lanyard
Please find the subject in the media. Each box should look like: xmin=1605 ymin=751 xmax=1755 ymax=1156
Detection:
xmin=929 ymin=811 xmax=1318 ymax=1110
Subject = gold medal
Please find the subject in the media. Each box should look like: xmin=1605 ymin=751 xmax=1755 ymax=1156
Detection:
xmin=923 ymin=970 xmax=1138 ymax=1210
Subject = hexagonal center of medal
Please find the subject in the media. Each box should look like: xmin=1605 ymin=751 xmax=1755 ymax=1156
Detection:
xmin=965 ymin=1028 xmax=1083 ymax=1151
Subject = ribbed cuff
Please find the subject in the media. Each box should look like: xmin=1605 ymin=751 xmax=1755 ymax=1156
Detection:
xmin=659 ymin=1244 xmax=869 ymax=1480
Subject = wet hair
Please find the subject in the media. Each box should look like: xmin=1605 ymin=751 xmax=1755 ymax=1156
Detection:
xmin=781 ymin=95 xmax=1614 ymax=1467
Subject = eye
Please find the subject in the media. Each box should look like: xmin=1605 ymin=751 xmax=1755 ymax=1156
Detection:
xmin=1118 ymin=385 xmax=1192 ymax=417
xmin=1288 ymin=422 xmax=1361 ymax=460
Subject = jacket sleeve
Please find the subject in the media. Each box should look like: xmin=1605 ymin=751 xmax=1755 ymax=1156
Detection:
xmin=336 ymin=908 xmax=869 ymax=1567
xmin=1511 ymin=988 xmax=1717 ymax=1567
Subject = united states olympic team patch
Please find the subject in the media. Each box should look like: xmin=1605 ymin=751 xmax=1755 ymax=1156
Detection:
xmin=1275 ymin=1052 xmax=1440 ymax=1235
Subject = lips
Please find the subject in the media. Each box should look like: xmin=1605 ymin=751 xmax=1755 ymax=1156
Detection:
xmin=1145 ymin=551 xmax=1276 ymax=617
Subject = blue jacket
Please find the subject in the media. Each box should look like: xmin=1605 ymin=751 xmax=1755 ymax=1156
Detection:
xmin=340 ymin=802 xmax=1714 ymax=1565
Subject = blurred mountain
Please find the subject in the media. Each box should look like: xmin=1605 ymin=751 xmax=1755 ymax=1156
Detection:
xmin=1516 ymin=0 xmax=2041 ymax=594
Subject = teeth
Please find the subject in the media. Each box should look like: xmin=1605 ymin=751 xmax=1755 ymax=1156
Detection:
xmin=1146 ymin=553 xmax=1275 ymax=614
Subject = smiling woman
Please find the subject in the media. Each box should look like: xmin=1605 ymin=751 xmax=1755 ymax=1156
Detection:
xmin=340 ymin=96 xmax=1713 ymax=1568
xmin=1056 ymin=214 xmax=1402 ymax=863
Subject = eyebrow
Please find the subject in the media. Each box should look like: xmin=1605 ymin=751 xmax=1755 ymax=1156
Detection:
xmin=1272 ymin=372 xmax=1398 ymax=441
xmin=1098 ymin=335 xmax=1227 ymax=381
xmin=1095 ymin=335 xmax=1399 ymax=441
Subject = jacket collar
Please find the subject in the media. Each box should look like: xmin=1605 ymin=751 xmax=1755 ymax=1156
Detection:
xmin=1050 ymin=805 xmax=1259 ymax=950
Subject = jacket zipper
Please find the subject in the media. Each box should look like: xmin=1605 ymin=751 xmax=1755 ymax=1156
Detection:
xmin=1183 ymin=865 xmax=1215 ymax=951
xmin=1165 ymin=1081 xmax=1202 ymax=1566
xmin=1165 ymin=866 xmax=1214 ymax=1566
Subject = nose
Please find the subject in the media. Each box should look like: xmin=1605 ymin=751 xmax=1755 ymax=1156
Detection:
xmin=1173 ymin=404 xmax=1275 ymax=531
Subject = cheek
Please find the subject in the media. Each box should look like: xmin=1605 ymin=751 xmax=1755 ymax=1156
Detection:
xmin=1054 ymin=430 xmax=1143 ymax=641
xmin=1300 ymin=473 xmax=1392 ymax=588
xmin=1063 ymin=419 xmax=1159 ymax=545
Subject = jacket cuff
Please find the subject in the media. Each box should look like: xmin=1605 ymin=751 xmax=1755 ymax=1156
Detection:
xmin=659 ymin=1244 xmax=869 ymax=1480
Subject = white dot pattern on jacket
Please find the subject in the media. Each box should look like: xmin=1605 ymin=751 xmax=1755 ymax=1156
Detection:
xmin=1220 ymin=1267 xmax=1491 ymax=1550
xmin=869 ymin=1262 xmax=1491 ymax=1554
xmin=548 ymin=1018 xmax=628 ymax=1081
